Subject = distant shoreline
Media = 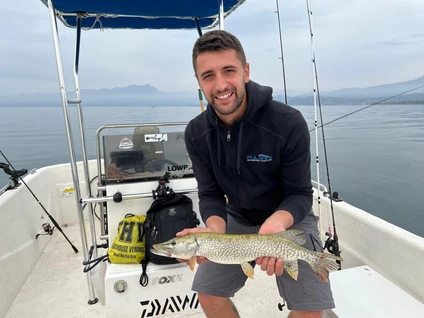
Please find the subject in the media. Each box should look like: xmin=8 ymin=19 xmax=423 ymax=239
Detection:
xmin=1 ymin=102 xmax=423 ymax=108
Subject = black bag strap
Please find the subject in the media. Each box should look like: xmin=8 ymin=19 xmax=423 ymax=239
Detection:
xmin=138 ymin=173 xmax=200 ymax=286
xmin=139 ymin=258 xmax=149 ymax=286
xmin=83 ymin=243 xmax=108 ymax=273
xmin=148 ymin=192 xmax=184 ymax=212
xmin=147 ymin=192 xmax=199 ymax=224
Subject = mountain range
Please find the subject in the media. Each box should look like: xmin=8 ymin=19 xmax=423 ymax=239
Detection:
xmin=1 ymin=75 xmax=424 ymax=107
xmin=277 ymin=74 xmax=424 ymax=105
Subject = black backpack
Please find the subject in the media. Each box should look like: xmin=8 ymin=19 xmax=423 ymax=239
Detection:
xmin=139 ymin=175 xmax=200 ymax=286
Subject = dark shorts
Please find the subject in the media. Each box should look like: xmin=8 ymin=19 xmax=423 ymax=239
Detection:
xmin=191 ymin=210 xmax=335 ymax=311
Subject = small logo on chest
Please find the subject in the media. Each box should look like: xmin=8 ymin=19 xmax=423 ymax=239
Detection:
xmin=247 ymin=154 xmax=272 ymax=162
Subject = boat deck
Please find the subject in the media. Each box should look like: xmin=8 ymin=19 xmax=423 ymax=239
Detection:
xmin=5 ymin=222 xmax=295 ymax=318
xmin=5 ymin=222 xmax=105 ymax=318
xmin=5 ymin=220 xmax=424 ymax=318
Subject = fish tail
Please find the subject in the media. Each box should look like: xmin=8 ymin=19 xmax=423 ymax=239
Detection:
xmin=306 ymin=252 xmax=343 ymax=282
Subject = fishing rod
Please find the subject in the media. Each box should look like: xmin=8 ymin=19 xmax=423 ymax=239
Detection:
xmin=305 ymin=0 xmax=323 ymax=244
xmin=304 ymin=82 xmax=424 ymax=262
xmin=305 ymin=0 xmax=341 ymax=265
xmin=0 ymin=150 xmax=79 ymax=254
xmin=275 ymin=0 xmax=288 ymax=104
xmin=308 ymin=84 xmax=424 ymax=132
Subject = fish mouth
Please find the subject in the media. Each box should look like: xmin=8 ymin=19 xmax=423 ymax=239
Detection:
xmin=150 ymin=247 xmax=172 ymax=257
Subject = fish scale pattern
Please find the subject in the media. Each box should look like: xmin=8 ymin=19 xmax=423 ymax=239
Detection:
xmin=195 ymin=233 xmax=303 ymax=264
xmin=151 ymin=231 xmax=343 ymax=282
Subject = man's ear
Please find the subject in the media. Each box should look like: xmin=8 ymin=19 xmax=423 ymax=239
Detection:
xmin=244 ymin=62 xmax=250 ymax=83
xmin=194 ymin=73 xmax=201 ymax=88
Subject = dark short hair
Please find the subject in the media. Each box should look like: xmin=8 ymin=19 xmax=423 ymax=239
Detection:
xmin=192 ymin=30 xmax=246 ymax=74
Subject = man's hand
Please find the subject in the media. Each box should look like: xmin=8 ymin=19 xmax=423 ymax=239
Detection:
xmin=255 ymin=210 xmax=294 ymax=276
xmin=175 ymin=227 xmax=214 ymax=265
xmin=176 ymin=214 xmax=226 ymax=266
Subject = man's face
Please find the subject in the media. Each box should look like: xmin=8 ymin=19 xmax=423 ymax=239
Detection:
xmin=195 ymin=49 xmax=250 ymax=116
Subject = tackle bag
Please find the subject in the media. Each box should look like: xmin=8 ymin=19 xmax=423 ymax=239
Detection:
xmin=139 ymin=190 xmax=200 ymax=286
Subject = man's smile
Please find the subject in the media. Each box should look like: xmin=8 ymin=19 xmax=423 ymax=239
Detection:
xmin=215 ymin=91 xmax=234 ymax=101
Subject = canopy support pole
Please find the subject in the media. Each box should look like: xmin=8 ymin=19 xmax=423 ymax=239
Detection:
xmin=219 ymin=0 xmax=225 ymax=30
xmin=47 ymin=0 xmax=97 ymax=305
xmin=74 ymin=13 xmax=99 ymax=261
xmin=194 ymin=18 xmax=203 ymax=36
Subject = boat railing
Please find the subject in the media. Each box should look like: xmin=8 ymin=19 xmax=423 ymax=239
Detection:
xmin=311 ymin=180 xmax=329 ymax=194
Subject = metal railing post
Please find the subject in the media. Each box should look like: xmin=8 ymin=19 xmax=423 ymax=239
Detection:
xmin=46 ymin=0 xmax=97 ymax=304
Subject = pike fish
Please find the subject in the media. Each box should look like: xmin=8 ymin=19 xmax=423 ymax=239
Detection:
xmin=150 ymin=230 xmax=343 ymax=282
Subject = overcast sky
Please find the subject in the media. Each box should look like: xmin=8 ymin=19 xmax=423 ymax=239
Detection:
xmin=0 ymin=0 xmax=423 ymax=97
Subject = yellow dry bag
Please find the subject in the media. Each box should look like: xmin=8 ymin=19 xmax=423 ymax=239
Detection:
xmin=108 ymin=213 xmax=147 ymax=264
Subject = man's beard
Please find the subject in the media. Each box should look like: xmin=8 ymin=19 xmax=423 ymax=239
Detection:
xmin=209 ymin=88 xmax=245 ymax=116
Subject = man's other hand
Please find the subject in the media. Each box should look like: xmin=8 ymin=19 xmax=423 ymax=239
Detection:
xmin=255 ymin=210 xmax=293 ymax=276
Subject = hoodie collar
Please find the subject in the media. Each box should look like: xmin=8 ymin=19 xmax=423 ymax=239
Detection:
xmin=205 ymin=80 xmax=273 ymax=173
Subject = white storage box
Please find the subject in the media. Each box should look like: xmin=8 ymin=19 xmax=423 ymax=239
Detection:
xmin=105 ymin=261 xmax=203 ymax=317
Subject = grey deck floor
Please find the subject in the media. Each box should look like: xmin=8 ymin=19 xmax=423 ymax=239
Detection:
xmin=5 ymin=222 xmax=298 ymax=318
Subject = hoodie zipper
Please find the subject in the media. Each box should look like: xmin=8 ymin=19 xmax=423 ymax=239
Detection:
xmin=225 ymin=129 xmax=250 ymax=209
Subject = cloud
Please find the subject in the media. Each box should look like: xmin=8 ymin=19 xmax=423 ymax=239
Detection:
xmin=0 ymin=0 xmax=423 ymax=97
xmin=409 ymin=32 xmax=424 ymax=39
xmin=375 ymin=40 xmax=414 ymax=47
xmin=366 ymin=31 xmax=424 ymax=48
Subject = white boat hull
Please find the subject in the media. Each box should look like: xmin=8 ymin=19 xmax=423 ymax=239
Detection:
xmin=1 ymin=160 xmax=424 ymax=318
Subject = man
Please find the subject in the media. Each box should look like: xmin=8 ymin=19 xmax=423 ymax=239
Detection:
xmin=178 ymin=30 xmax=335 ymax=318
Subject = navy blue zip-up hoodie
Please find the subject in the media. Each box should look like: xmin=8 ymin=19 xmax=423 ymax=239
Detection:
xmin=184 ymin=80 xmax=313 ymax=227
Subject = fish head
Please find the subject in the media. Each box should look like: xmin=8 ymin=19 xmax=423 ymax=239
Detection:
xmin=151 ymin=234 xmax=199 ymax=259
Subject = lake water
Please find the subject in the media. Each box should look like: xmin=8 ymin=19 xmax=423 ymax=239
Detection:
xmin=0 ymin=104 xmax=423 ymax=238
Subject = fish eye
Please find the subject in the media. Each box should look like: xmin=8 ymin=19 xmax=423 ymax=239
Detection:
xmin=171 ymin=241 xmax=176 ymax=246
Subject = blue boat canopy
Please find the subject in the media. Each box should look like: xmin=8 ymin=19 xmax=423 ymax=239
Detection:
xmin=41 ymin=0 xmax=246 ymax=30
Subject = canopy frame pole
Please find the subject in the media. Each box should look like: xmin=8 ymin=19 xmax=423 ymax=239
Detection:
xmin=47 ymin=0 xmax=98 ymax=305
xmin=73 ymin=13 xmax=99 ymax=261
xmin=194 ymin=17 xmax=203 ymax=36
xmin=219 ymin=0 xmax=225 ymax=30
xmin=194 ymin=18 xmax=205 ymax=112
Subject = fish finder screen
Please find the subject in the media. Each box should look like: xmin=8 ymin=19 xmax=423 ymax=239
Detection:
xmin=102 ymin=127 xmax=193 ymax=184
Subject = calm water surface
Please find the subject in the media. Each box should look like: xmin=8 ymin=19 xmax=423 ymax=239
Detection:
xmin=0 ymin=104 xmax=423 ymax=238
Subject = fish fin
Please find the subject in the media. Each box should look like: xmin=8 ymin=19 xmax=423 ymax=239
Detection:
xmin=241 ymin=262 xmax=255 ymax=279
xmin=283 ymin=260 xmax=299 ymax=281
xmin=189 ymin=256 xmax=196 ymax=272
xmin=274 ymin=230 xmax=307 ymax=245
xmin=306 ymin=252 xmax=344 ymax=282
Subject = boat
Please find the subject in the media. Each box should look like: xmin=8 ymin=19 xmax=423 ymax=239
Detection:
xmin=1 ymin=0 xmax=424 ymax=317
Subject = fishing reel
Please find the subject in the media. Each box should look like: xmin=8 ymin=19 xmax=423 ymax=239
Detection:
xmin=35 ymin=222 xmax=55 ymax=239
xmin=324 ymin=232 xmax=342 ymax=269
xmin=324 ymin=235 xmax=339 ymax=254
xmin=0 ymin=162 xmax=27 ymax=187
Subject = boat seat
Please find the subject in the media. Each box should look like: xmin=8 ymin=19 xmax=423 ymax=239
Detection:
xmin=325 ymin=265 xmax=424 ymax=318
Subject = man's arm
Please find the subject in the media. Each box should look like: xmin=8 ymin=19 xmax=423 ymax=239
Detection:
xmin=176 ymin=128 xmax=227 ymax=266
xmin=184 ymin=126 xmax=227 ymax=230
xmin=256 ymin=111 xmax=312 ymax=276
xmin=276 ymin=110 xmax=313 ymax=226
